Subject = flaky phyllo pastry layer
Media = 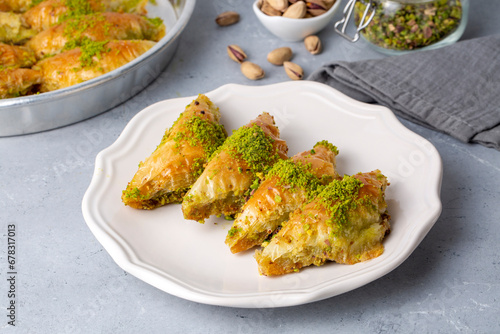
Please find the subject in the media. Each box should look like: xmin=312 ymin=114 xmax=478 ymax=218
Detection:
xmin=122 ymin=94 xmax=227 ymax=210
xmin=182 ymin=112 xmax=288 ymax=223
xmin=225 ymin=141 xmax=340 ymax=254
xmin=255 ymin=170 xmax=390 ymax=276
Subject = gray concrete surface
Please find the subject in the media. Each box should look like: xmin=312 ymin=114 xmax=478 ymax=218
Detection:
xmin=1 ymin=0 xmax=499 ymax=332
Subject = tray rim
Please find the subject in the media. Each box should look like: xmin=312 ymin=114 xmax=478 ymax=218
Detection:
xmin=0 ymin=0 xmax=197 ymax=136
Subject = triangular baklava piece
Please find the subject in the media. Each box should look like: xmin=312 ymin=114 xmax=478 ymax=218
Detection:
xmin=122 ymin=94 xmax=227 ymax=209
xmin=225 ymin=141 xmax=340 ymax=254
xmin=255 ymin=170 xmax=390 ymax=276
xmin=182 ymin=112 xmax=288 ymax=223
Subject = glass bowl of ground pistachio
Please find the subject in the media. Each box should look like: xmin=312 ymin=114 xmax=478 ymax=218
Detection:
xmin=348 ymin=0 xmax=468 ymax=54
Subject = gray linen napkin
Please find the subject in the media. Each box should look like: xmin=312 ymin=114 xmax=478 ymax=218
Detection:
xmin=308 ymin=34 xmax=500 ymax=151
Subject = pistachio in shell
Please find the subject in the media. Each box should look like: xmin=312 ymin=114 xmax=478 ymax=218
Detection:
xmin=323 ymin=0 xmax=336 ymax=9
xmin=304 ymin=35 xmax=322 ymax=54
xmin=267 ymin=0 xmax=289 ymax=11
xmin=215 ymin=11 xmax=240 ymax=26
xmin=241 ymin=61 xmax=265 ymax=80
xmin=283 ymin=61 xmax=303 ymax=80
xmin=267 ymin=47 xmax=293 ymax=66
xmin=260 ymin=0 xmax=282 ymax=16
xmin=306 ymin=0 xmax=327 ymax=16
xmin=282 ymin=1 xmax=307 ymax=19
xmin=227 ymin=45 xmax=247 ymax=63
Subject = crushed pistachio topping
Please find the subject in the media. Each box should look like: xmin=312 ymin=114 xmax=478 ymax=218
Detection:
xmin=249 ymin=177 xmax=260 ymax=190
xmin=316 ymin=175 xmax=366 ymax=230
xmin=64 ymin=37 xmax=110 ymax=68
xmin=191 ymin=157 xmax=205 ymax=179
xmin=63 ymin=13 xmax=108 ymax=40
xmin=60 ymin=12 xmax=112 ymax=68
xmin=147 ymin=17 xmax=164 ymax=28
xmin=59 ymin=0 xmax=95 ymax=22
xmin=227 ymin=226 xmax=241 ymax=237
xmin=31 ymin=0 xmax=45 ymax=6
xmin=122 ymin=186 xmax=189 ymax=209
xmin=314 ymin=140 xmax=339 ymax=156
xmin=122 ymin=186 xmax=145 ymax=200
xmin=176 ymin=115 xmax=226 ymax=157
xmin=161 ymin=106 xmax=226 ymax=179
xmin=211 ymin=123 xmax=279 ymax=174
xmin=267 ymin=159 xmax=324 ymax=200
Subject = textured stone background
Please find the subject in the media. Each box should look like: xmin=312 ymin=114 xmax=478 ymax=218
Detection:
xmin=1 ymin=1 xmax=499 ymax=332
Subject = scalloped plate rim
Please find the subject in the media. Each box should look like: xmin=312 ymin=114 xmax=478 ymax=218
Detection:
xmin=82 ymin=81 xmax=443 ymax=308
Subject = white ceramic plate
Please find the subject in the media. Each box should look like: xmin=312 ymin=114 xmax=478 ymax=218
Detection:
xmin=82 ymin=81 xmax=442 ymax=308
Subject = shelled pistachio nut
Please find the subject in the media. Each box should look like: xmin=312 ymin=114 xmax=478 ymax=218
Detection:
xmin=282 ymin=1 xmax=307 ymax=18
xmin=283 ymin=61 xmax=303 ymax=80
xmin=227 ymin=45 xmax=247 ymax=63
xmin=267 ymin=0 xmax=289 ymax=11
xmin=304 ymin=35 xmax=322 ymax=54
xmin=267 ymin=47 xmax=293 ymax=65
xmin=241 ymin=61 xmax=265 ymax=80
xmin=216 ymin=11 xmax=240 ymax=26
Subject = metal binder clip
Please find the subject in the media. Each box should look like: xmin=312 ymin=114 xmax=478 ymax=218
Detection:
xmin=334 ymin=0 xmax=376 ymax=42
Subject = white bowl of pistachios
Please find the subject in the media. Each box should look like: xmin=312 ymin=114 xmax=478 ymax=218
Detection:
xmin=253 ymin=0 xmax=341 ymax=42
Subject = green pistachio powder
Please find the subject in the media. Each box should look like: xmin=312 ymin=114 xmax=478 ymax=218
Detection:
xmin=123 ymin=104 xmax=227 ymax=202
xmin=264 ymin=147 xmax=377 ymax=236
xmin=355 ymin=0 xmax=463 ymax=50
xmin=316 ymin=176 xmax=366 ymax=232
xmin=226 ymin=141 xmax=338 ymax=238
xmin=205 ymin=123 xmax=280 ymax=221
xmin=211 ymin=123 xmax=280 ymax=175
xmin=235 ymin=175 xmax=375 ymax=244
xmin=172 ymin=112 xmax=227 ymax=178
xmin=267 ymin=141 xmax=338 ymax=200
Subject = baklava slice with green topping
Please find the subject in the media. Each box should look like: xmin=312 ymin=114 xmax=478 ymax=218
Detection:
xmin=255 ymin=170 xmax=390 ymax=276
xmin=0 ymin=67 xmax=41 ymax=98
xmin=182 ymin=112 xmax=288 ymax=223
xmin=27 ymin=12 xmax=165 ymax=59
xmin=225 ymin=141 xmax=340 ymax=254
xmin=0 ymin=12 xmax=37 ymax=44
xmin=23 ymin=0 xmax=149 ymax=32
xmin=0 ymin=0 xmax=32 ymax=12
xmin=122 ymin=94 xmax=227 ymax=210
xmin=35 ymin=39 xmax=155 ymax=92
xmin=0 ymin=43 xmax=40 ymax=99
xmin=0 ymin=42 xmax=36 ymax=68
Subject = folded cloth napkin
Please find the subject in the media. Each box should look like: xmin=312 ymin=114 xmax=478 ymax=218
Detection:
xmin=308 ymin=34 xmax=500 ymax=151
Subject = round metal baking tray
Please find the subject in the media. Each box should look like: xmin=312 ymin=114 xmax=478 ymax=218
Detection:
xmin=0 ymin=0 xmax=196 ymax=136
